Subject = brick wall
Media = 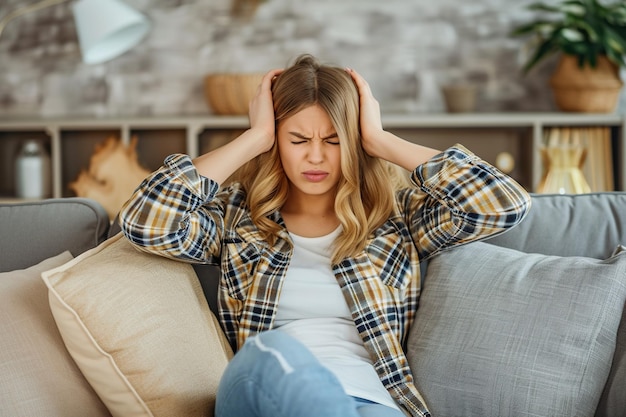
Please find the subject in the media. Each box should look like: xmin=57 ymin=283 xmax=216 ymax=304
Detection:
xmin=0 ymin=0 xmax=624 ymax=117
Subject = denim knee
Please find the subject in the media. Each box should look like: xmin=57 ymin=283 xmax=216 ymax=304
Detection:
xmin=215 ymin=330 xmax=361 ymax=417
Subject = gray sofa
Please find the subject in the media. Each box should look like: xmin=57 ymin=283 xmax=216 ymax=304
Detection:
xmin=1 ymin=194 xmax=625 ymax=417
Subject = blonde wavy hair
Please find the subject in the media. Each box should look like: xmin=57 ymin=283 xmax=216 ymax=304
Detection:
xmin=234 ymin=54 xmax=410 ymax=263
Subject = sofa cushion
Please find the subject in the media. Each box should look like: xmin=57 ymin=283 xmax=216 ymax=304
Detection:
xmin=594 ymin=242 xmax=626 ymax=417
xmin=42 ymin=234 xmax=233 ymax=417
xmin=595 ymin=306 xmax=626 ymax=417
xmin=485 ymin=192 xmax=626 ymax=417
xmin=407 ymin=241 xmax=626 ymax=417
xmin=0 ymin=198 xmax=110 ymax=272
xmin=486 ymin=192 xmax=626 ymax=259
xmin=0 ymin=251 xmax=111 ymax=417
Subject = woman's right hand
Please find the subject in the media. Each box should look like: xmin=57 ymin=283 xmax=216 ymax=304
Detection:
xmin=248 ymin=68 xmax=283 ymax=153
xmin=192 ymin=68 xmax=283 ymax=183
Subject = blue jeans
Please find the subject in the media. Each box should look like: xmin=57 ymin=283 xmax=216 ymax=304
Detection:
xmin=215 ymin=330 xmax=405 ymax=417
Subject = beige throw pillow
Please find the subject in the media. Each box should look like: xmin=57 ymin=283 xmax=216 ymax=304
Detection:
xmin=42 ymin=234 xmax=233 ymax=417
xmin=0 ymin=251 xmax=111 ymax=417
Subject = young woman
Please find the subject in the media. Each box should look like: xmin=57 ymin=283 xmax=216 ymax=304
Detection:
xmin=119 ymin=54 xmax=530 ymax=417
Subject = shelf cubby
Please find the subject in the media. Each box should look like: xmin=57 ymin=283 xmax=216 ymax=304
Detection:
xmin=0 ymin=113 xmax=623 ymax=202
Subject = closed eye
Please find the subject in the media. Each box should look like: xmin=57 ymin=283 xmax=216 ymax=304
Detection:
xmin=289 ymin=132 xmax=309 ymax=144
xmin=323 ymin=133 xmax=339 ymax=145
xmin=288 ymin=132 xmax=339 ymax=144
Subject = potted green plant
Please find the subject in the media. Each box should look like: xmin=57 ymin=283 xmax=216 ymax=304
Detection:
xmin=511 ymin=0 xmax=626 ymax=112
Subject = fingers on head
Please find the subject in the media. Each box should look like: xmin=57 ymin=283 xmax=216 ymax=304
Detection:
xmin=348 ymin=69 xmax=370 ymax=94
xmin=265 ymin=68 xmax=283 ymax=82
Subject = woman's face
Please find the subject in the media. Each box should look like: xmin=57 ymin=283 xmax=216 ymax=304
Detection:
xmin=277 ymin=104 xmax=342 ymax=202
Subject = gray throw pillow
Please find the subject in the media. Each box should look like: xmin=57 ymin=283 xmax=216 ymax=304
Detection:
xmin=595 ymin=245 xmax=626 ymax=417
xmin=407 ymin=241 xmax=626 ymax=417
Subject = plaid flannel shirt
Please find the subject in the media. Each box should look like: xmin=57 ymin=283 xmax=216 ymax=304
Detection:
xmin=120 ymin=144 xmax=530 ymax=417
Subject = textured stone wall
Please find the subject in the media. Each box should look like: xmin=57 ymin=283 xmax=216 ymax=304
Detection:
xmin=0 ymin=0 xmax=624 ymax=117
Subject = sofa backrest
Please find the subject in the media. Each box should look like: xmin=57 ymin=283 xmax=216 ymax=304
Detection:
xmin=0 ymin=198 xmax=110 ymax=272
xmin=486 ymin=192 xmax=626 ymax=259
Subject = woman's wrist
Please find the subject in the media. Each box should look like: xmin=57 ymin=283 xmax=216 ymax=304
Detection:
xmin=244 ymin=127 xmax=275 ymax=155
xmin=369 ymin=131 xmax=440 ymax=171
xmin=192 ymin=128 xmax=273 ymax=184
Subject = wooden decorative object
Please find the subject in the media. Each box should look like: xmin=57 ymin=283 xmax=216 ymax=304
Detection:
xmin=203 ymin=73 xmax=264 ymax=115
xmin=231 ymin=0 xmax=262 ymax=17
xmin=549 ymin=55 xmax=624 ymax=113
xmin=440 ymin=84 xmax=478 ymax=113
xmin=70 ymin=136 xmax=150 ymax=220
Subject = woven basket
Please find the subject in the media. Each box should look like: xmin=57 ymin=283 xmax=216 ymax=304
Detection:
xmin=549 ymin=55 xmax=623 ymax=113
xmin=203 ymin=73 xmax=264 ymax=115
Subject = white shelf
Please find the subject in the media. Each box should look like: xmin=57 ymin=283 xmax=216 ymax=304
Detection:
xmin=3 ymin=112 xmax=622 ymax=127
xmin=1 ymin=112 xmax=624 ymax=200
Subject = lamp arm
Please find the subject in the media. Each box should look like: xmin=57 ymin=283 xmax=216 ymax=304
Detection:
xmin=0 ymin=0 xmax=71 ymax=39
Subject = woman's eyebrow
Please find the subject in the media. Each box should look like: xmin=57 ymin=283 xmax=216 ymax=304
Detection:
xmin=289 ymin=131 xmax=310 ymax=139
xmin=288 ymin=131 xmax=338 ymax=139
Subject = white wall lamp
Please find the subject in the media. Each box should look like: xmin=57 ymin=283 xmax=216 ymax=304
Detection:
xmin=0 ymin=0 xmax=151 ymax=64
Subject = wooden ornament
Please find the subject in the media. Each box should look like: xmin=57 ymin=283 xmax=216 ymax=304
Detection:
xmin=70 ymin=136 xmax=150 ymax=220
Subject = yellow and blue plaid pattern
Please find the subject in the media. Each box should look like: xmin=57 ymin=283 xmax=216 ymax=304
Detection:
xmin=120 ymin=144 xmax=530 ymax=417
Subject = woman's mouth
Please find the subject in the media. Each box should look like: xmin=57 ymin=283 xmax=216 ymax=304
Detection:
xmin=302 ymin=170 xmax=329 ymax=182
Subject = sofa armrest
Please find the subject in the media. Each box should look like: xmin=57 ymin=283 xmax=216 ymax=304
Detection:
xmin=0 ymin=198 xmax=110 ymax=272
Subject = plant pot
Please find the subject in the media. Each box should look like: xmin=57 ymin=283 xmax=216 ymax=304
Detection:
xmin=441 ymin=84 xmax=477 ymax=113
xmin=203 ymin=73 xmax=264 ymax=115
xmin=549 ymin=55 xmax=623 ymax=113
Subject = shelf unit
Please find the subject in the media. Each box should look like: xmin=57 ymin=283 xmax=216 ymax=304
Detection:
xmin=0 ymin=113 xmax=624 ymax=201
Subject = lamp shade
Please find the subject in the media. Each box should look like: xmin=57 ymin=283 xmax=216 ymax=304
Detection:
xmin=72 ymin=0 xmax=150 ymax=64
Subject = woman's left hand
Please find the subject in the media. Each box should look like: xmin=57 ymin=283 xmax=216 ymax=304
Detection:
xmin=346 ymin=68 xmax=386 ymax=158
xmin=347 ymin=68 xmax=441 ymax=169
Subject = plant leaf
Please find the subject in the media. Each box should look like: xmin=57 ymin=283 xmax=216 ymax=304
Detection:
xmin=605 ymin=29 xmax=626 ymax=55
xmin=512 ymin=0 xmax=626 ymax=73
xmin=526 ymin=2 xmax=563 ymax=13
xmin=567 ymin=19 xmax=599 ymax=42
xmin=561 ymin=41 xmax=590 ymax=56
xmin=605 ymin=26 xmax=626 ymax=51
xmin=523 ymin=38 xmax=559 ymax=72
xmin=608 ymin=6 xmax=626 ymax=25
xmin=560 ymin=28 xmax=585 ymax=42
xmin=510 ymin=21 xmax=557 ymax=36
xmin=561 ymin=4 xmax=586 ymax=16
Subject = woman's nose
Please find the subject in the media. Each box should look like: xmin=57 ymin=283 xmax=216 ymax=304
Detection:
xmin=307 ymin=142 xmax=324 ymax=163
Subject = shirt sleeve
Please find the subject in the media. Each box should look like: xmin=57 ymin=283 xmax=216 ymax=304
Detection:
xmin=118 ymin=153 xmax=224 ymax=263
xmin=401 ymin=144 xmax=531 ymax=261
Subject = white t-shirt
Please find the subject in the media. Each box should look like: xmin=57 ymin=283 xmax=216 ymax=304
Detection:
xmin=274 ymin=227 xmax=400 ymax=411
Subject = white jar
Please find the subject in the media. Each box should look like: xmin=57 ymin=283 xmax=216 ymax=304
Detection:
xmin=15 ymin=140 xmax=51 ymax=199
